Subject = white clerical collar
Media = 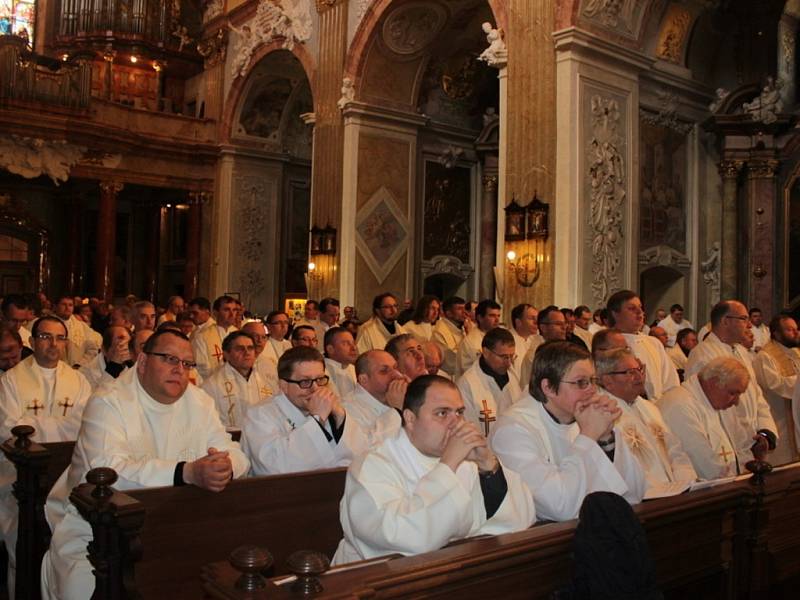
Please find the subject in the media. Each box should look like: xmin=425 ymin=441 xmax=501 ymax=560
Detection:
xmin=135 ymin=373 xmax=176 ymax=414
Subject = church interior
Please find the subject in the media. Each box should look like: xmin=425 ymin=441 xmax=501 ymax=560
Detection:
xmin=3 ymin=0 xmax=800 ymax=599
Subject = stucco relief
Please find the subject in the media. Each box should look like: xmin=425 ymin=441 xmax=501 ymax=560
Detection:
xmin=655 ymin=5 xmax=691 ymax=64
xmin=581 ymin=0 xmax=639 ymax=36
xmin=0 ymin=135 xmax=87 ymax=184
xmin=586 ymin=93 xmax=626 ymax=307
xmin=233 ymin=174 xmax=272 ymax=303
xmin=381 ymin=1 xmax=446 ymax=56
xmin=230 ymin=0 xmax=313 ymax=79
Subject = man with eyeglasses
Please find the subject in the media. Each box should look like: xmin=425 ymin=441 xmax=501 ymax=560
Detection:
xmin=456 ymin=299 xmax=502 ymax=376
xmin=41 ymin=328 xmax=249 ymax=599
xmin=492 ymin=341 xmax=645 ymax=522
xmin=191 ymin=295 xmax=240 ymax=380
xmin=356 ymin=292 xmax=407 ymax=354
xmin=753 ymin=315 xmax=800 ymax=465
xmin=263 ymin=310 xmax=292 ymax=365
xmin=661 ymin=357 xmax=758 ymax=480
xmin=241 ymin=320 xmax=279 ymax=394
xmin=324 ymin=327 xmax=359 ymax=399
xmin=606 ymin=290 xmax=680 ymax=402
xmin=385 ymin=333 xmax=428 ymax=381
xmin=432 ymin=296 xmax=467 ymax=378
xmin=202 ymin=331 xmax=273 ymax=432
xmin=457 ymin=328 xmax=523 ymax=437
xmin=0 ymin=316 xmax=92 ymax=596
xmin=52 ymin=294 xmax=101 ymax=367
xmin=344 ymin=350 xmax=407 ymax=445
xmin=595 ymin=347 xmax=696 ymax=495
xmin=685 ymin=300 xmax=778 ymax=466
xmin=291 ymin=325 xmax=319 ymax=348
xmin=242 ymin=346 xmax=367 ymax=475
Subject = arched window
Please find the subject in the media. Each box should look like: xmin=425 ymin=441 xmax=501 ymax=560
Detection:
xmin=0 ymin=0 xmax=35 ymax=40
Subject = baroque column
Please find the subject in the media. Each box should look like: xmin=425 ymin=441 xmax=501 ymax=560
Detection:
xmin=96 ymin=181 xmax=123 ymax=302
xmin=718 ymin=160 xmax=743 ymax=300
xmin=746 ymin=158 xmax=780 ymax=315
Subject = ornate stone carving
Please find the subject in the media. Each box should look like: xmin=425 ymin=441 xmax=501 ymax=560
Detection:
xmin=482 ymin=174 xmax=498 ymax=193
xmin=700 ymin=242 xmax=720 ymax=305
xmin=419 ymin=255 xmax=473 ymax=281
xmin=438 ymin=146 xmax=464 ymax=169
xmin=717 ymin=160 xmax=744 ymax=179
xmin=656 ymin=6 xmax=691 ymax=64
xmin=230 ymin=0 xmax=313 ymax=79
xmin=638 ymin=245 xmax=690 ymax=270
xmin=478 ymin=22 xmax=507 ymax=69
xmin=709 ymin=88 xmax=729 ymax=113
xmin=743 ymin=77 xmax=784 ymax=125
xmin=337 ymin=77 xmax=355 ymax=110
xmin=198 ymin=29 xmax=228 ymax=68
xmin=203 ymin=0 xmax=223 ymax=23
xmin=582 ymin=0 xmax=637 ymax=33
xmin=0 ymin=135 xmax=86 ymax=185
xmin=315 ymin=0 xmax=341 ymax=12
xmin=783 ymin=30 xmax=794 ymax=67
xmin=381 ymin=2 xmax=445 ymax=56
xmin=356 ymin=0 xmax=373 ymax=23
xmin=747 ymin=159 xmax=780 ymax=179
xmin=587 ymin=94 xmax=626 ymax=307
xmin=640 ymin=89 xmax=693 ymax=135
xmin=234 ymin=175 xmax=270 ymax=299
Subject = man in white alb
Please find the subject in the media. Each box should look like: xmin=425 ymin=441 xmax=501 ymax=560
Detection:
xmin=242 ymin=346 xmax=366 ymax=474
xmin=456 ymin=299 xmax=501 ymax=376
xmin=324 ymin=326 xmax=358 ymax=398
xmin=594 ymin=347 xmax=696 ymax=494
xmin=509 ymin=303 xmax=540 ymax=384
xmin=156 ymin=295 xmax=185 ymax=326
xmin=333 ymin=374 xmax=535 ymax=564
xmin=202 ymin=331 xmax=272 ymax=431
xmin=660 ymin=357 xmax=760 ymax=479
xmin=432 ymin=296 xmax=466 ymax=378
xmin=52 ymin=295 xmax=100 ymax=367
xmin=686 ymin=300 xmax=778 ymax=463
xmin=457 ymin=327 xmax=522 ymax=437
xmin=750 ymin=307 xmax=770 ymax=353
xmin=657 ymin=304 xmax=693 ymax=348
xmin=79 ymin=325 xmax=132 ymax=390
xmin=41 ymin=328 xmax=249 ymax=600
xmin=385 ymin=333 xmax=428 ymax=381
xmin=606 ymin=290 xmax=680 ymax=401
xmin=356 ymin=293 xmax=407 ymax=353
xmin=191 ymin=295 xmax=239 ymax=379
xmin=572 ymin=305 xmax=594 ymax=350
xmin=492 ymin=341 xmax=645 ymax=522
xmin=263 ymin=310 xmax=292 ymax=366
xmin=241 ymin=320 xmax=278 ymax=395
xmin=188 ymin=297 xmax=215 ymax=339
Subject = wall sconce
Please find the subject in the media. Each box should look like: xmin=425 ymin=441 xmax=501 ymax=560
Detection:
xmin=321 ymin=224 xmax=337 ymax=255
xmin=506 ymin=250 xmax=542 ymax=287
xmin=504 ymin=193 xmax=550 ymax=288
xmin=504 ymin=198 xmax=526 ymax=241
xmin=306 ymin=261 xmax=322 ymax=281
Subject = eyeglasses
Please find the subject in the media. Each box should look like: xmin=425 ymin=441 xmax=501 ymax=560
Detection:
xmin=488 ymin=348 xmax=517 ymax=362
xmin=146 ymin=351 xmax=197 ymax=370
xmin=34 ymin=332 xmax=68 ymax=343
xmin=562 ymin=377 xmax=597 ymax=389
xmin=607 ymin=366 xmax=645 ymax=377
xmin=282 ymin=375 xmax=330 ymax=389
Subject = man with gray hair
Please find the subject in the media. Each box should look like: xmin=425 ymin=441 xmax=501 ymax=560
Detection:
xmin=660 ymin=356 xmax=767 ymax=479
xmin=595 ymin=347 xmax=696 ymax=494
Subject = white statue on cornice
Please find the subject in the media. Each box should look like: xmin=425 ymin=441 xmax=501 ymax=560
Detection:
xmin=709 ymin=87 xmax=729 ymax=113
xmin=230 ymin=0 xmax=313 ymax=79
xmin=743 ymin=76 xmax=784 ymax=125
xmin=0 ymin=136 xmax=86 ymax=185
xmin=337 ymin=77 xmax=355 ymax=110
xmin=478 ymin=22 xmax=507 ymax=68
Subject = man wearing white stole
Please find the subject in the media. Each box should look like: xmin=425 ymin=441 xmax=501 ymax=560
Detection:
xmin=202 ymin=331 xmax=273 ymax=431
xmin=0 ymin=316 xmax=92 ymax=597
xmin=40 ymin=329 xmax=249 ymax=600
xmin=333 ymin=375 xmax=534 ymax=564
xmin=491 ymin=341 xmax=645 ymax=522
xmin=594 ymin=347 xmax=697 ymax=495
xmin=660 ymin=357 xmax=762 ymax=479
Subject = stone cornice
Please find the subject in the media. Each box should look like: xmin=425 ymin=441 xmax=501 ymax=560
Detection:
xmin=553 ymin=26 xmax=655 ymax=74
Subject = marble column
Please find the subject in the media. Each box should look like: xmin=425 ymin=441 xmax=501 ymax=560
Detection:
xmin=185 ymin=192 xmax=206 ymax=301
xmin=143 ymin=204 xmax=161 ymax=303
xmin=718 ymin=160 xmax=743 ymax=301
xmin=96 ymin=181 xmax=123 ymax=302
xmin=746 ymin=159 xmax=780 ymax=316
xmin=480 ymin=173 xmax=498 ymax=301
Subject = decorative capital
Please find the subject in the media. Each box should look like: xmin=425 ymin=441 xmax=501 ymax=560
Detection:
xmin=482 ymin=174 xmax=498 ymax=192
xmin=315 ymin=0 xmax=342 ymax=13
xmin=747 ymin=159 xmax=780 ymax=179
xmin=717 ymin=160 xmax=744 ymax=178
xmin=99 ymin=181 xmax=124 ymax=196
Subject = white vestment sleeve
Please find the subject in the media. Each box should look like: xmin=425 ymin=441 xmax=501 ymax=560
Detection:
xmin=754 ymin=353 xmax=797 ymax=401
xmin=660 ymin=398 xmax=728 ymax=480
xmin=491 ymin=422 xmax=632 ymax=522
xmin=663 ymin=426 xmax=698 ymax=482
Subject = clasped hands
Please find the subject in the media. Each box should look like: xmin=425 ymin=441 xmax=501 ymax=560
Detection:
xmin=184 ymin=447 xmax=233 ymax=493
xmin=575 ymin=393 xmax=622 ymax=442
xmin=441 ymin=421 xmax=498 ymax=474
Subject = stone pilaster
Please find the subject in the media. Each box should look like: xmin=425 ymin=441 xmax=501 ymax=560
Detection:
xmin=718 ymin=159 xmax=744 ymax=301
xmin=746 ymin=158 xmax=779 ymax=315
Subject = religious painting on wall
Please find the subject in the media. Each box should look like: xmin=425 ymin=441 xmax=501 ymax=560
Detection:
xmin=639 ymin=120 xmax=687 ymax=254
xmin=422 ymin=161 xmax=471 ymax=263
xmin=355 ymin=187 xmax=409 ymax=284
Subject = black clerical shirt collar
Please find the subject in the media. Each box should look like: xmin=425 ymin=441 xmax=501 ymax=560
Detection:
xmin=542 ymin=402 xmax=575 ymax=425
xmin=381 ymin=319 xmax=397 ymax=335
xmin=479 ymin=356 xmax=509 ymax=390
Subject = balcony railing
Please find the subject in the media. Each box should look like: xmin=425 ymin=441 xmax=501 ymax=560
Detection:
xmin=0 ymin=35 xmax=92 ymax=109
xmin=57 ymin=0 xmax=172 ymax=47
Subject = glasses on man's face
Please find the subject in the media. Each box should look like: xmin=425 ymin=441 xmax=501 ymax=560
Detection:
xmin=145 ymin=351 xmax=197 ymax=370
xmin=562 ymin=377 xmax=597 ymax=390
xmin=607 ymin=366 xmax=645 ymax=378
xmin=283 ymin=375 xmax=330 ymax=389
xmin=34 ymin=332 xmax=68 ymax=343
xmin=489 ymin=348 xmax=517 ymax=362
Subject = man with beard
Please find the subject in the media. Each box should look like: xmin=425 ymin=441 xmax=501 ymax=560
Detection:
xmin=356 ymin=293 xmax=407 ymax=353
xmin=753 ymin=315 xmax=800 ymax=465
xmin=667 ymin=328 xmax=698 ymax=374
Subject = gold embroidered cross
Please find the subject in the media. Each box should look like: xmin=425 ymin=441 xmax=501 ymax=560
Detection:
xmin=26 ymin=398 xmax=44 ymax=416
xmin=212 ymin=344 xmax=224 ymax=363
xmin=58 ymin=396 xmax=74 ymax=417
xmin=478 ymin=399 xmax=495 ymax=437
xmin=718 ymin=446 xmax=733 ymax=463
xmin=223 ymin=381 xmax=236 ymax=426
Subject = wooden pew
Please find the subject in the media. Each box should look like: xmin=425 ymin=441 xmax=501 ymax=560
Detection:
xmin=1 ymin=426 xmax=75 ymax=600
xmin=201 ymin=477 xmax=756 ymax=600
xmin=68 ymin=465 xmax=348 ymax=599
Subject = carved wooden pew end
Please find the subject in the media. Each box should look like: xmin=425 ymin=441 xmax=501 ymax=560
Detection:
xmin=286 ymin=550 xmax=330 ymax=595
